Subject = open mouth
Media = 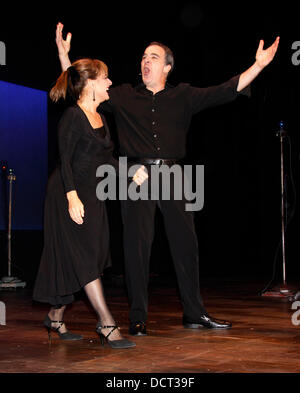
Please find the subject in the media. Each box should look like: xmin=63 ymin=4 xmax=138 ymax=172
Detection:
xmin=143 ymin=66 xmax=150 ymax=77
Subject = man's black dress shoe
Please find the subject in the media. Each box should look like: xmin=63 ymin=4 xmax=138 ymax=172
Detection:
xmin=129 ymin=321 xmax=147 ymax=336
xmin=183 ymin=314 xmax=232 ymax=329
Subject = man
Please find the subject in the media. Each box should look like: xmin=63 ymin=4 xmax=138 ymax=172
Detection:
xmin=56 ymin=23 xmax=279 ymax=335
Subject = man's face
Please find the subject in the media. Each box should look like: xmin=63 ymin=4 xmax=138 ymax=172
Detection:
xmin=141 ymin=45 xmax=171 ymax=89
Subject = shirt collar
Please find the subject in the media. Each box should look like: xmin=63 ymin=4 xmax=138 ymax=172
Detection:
xmin=135 ymin=82 xmax=174 ymax=95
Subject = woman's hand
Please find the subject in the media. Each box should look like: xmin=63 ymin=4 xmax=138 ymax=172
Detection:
xmin=132 ymin=165 xmax=148 ymax=186
xmin=67 ymin=191 xmax=84 ymax=225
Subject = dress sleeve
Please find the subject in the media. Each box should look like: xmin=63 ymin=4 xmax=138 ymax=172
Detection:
xmin=58 ymin=107 xmax=82 ymax=193
xmin=187 ymin=74 xmax=250 ymax=114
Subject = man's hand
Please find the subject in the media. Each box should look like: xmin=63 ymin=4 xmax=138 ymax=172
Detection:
xmin=255 ymin=36 xmax=280 ymax=69
xmin=56 ymin=22 xmax=71 ymax=57
xmin=237 ymin=36 xmax=280 ymax=92
xmin=132 ymin=165 xmax=148 ymax=186
xmin=56 ymin=22 xmax=72 ymax=71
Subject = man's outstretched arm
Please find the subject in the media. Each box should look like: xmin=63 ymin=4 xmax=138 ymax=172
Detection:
xmin=56 ymin=22 xmax=72 ymax=71
xmin=237 ymin=36 xmax=280 ymax=92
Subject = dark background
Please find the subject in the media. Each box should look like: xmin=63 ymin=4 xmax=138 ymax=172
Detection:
xmin=0 ymin=3 xmax=300 ymax=291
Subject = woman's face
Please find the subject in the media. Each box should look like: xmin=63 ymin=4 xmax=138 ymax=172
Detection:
xmin=88 ymin=71 xmax=112 ymax=103
xmin=95 ymin=71 xmax=112 ymax=102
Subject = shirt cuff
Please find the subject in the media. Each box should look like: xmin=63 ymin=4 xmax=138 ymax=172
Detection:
xmin=234 ymin=74 xmax=251 ymax=98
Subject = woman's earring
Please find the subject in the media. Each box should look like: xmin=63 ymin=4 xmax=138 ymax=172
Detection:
xmin=93 ymin=90 xmax=96 ymax=101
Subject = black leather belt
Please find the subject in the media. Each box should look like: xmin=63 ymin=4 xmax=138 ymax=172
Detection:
xmin=129 ymin=158 xmax=178 ymax=166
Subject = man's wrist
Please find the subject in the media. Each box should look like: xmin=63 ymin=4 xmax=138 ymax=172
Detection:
xmin=253 ymin=60 xmax=264 ymax=73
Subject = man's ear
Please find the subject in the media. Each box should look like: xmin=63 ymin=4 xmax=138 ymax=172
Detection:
xmin=164 ymin=64 xmax=172 ymax=76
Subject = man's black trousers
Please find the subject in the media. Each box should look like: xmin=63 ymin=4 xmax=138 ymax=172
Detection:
xmin=120 ymin=171 xmax=206 ymax=323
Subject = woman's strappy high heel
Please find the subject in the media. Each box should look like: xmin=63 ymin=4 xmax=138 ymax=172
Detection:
xmin=96 ymin=322 xmax=136 ymax=349
xmin=43 ymin=315 xmax=83 ymax=342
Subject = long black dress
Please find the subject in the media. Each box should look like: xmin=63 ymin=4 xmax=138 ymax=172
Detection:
xmin=33 ymin=105 xmax=119 ymax=306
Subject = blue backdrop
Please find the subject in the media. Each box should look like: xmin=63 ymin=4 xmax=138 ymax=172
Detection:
xmin=0 ymin=80 xmax=48 ymax=230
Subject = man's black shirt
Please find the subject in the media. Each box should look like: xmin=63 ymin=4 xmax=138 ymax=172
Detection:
xmin=100 ymin=75 xmax=247 ymax=159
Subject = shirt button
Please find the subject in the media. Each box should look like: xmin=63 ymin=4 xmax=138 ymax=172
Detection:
xmin=152 ymin=121 xmax=155 ymax=125
xmin=152 ymin=108 xmax=155 ymax=112
xmin=153 ymin=134 xmax=157 ymax=138
xmin=157 ymin=147 xmax=161 ymax=151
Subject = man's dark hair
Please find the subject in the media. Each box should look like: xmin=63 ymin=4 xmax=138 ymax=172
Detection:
xmin=149 ymin=41 xmax=174 ymax=74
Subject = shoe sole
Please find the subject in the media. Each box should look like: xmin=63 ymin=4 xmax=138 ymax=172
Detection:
xmin=129 ymin=332 xmax=147 ymax=336
xmin=109 ymin=343 xmax=137 ymax=349
xmin=183 ymin=323 xmax=232 ymax=329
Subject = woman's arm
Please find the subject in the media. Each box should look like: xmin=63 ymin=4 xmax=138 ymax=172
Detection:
xmin=58 ymin=108 xmax=84 ymax=225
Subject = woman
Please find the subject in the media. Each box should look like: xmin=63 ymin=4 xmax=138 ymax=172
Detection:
xmin=33 ymin=58 xmax=147 ymax=349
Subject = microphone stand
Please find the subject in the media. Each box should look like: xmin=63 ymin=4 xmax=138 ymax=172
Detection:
xmin=0 ymin=169 xmax=26 ymax=290
xmin=261 ymin=123 xmax=297 ymax=298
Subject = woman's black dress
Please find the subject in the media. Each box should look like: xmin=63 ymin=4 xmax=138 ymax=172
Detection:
xmin=33 ymin=105 xmax=118 ymax=306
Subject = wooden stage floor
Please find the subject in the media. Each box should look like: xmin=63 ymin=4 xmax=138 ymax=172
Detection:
xmin=1 ymin=277 xmax=300 ymax=375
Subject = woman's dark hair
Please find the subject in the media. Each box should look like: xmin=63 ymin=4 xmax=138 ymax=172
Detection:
xmin=50 ymin=58 xmax=108 ymax=102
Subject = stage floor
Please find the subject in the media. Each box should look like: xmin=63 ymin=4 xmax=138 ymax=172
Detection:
xmin=1 ymin=277 xmax=300 ymax=374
